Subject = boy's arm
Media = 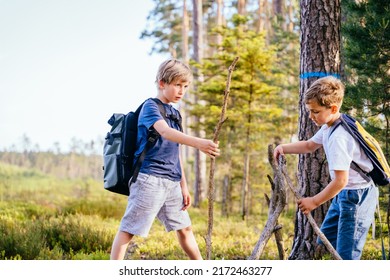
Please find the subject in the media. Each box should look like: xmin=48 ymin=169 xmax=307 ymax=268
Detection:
xmin=179 ymin=151 xmax=191 ymax=211
xmin=153 ymin=119 xmax=220 ymax=158
xmin=297 ymin=170 xmax=348 ymax=214
xmin=273 ymin=140 xmax=322 ymax=162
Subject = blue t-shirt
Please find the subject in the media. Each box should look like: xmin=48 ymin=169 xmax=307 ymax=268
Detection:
xmin=135 ymin=98 xmax=182 ymax=181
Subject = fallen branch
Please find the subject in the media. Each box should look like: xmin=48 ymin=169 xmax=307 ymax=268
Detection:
xmin=205 ymin=57 xmax=239 ymax=260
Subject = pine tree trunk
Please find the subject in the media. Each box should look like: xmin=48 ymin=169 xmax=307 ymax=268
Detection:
xmin=222 ymin=135 xmax=232 ymax=217
xmin=256 ymin=0 xmax=264 ymax=33
xmin=289 ymin=0 xmax=341 ymax=260
xmin=192 ymin=0 xmax=205 ymax=207
xmin=181 ymin=0 xmax=191 ymax=181
xmin=241 ymin=83 xmax=253 ymax=221
xmin=216 ymin=0 xmax=224 ymax=49
xmin=238 ymin=0 xmax=246 ymax=15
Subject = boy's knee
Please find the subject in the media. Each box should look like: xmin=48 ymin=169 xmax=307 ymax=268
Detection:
xmin=177 ymin=226 xmax=193 ymax=235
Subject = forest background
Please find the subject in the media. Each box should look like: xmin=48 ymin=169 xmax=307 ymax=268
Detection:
xmin=0 ymin=0 xmax=389 ymax=260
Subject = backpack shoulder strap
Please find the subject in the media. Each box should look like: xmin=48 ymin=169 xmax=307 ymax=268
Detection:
xmin=336 ymin=114 xmax=371 ymax=183
xmin=150 ymin=98 xmax=183 ymax=132
xmin=129 ymin=99 xmax=162 ymax=184
xmin=150 ymin=98 xmax=167 ymax=120
xmin=329 ymin=117 xmax=343 ymax=138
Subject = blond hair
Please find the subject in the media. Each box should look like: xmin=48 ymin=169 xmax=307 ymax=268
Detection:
xmin=155 ymin=59 xmax=192 ymax=85
xmin=304 ymin=76 xmax=345 ymax=107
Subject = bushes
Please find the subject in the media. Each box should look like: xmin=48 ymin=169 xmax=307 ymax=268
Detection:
xmin=0 ymin=202 xmax=116 ymax=260
xmin=0 ymin=215 xmax=47 ymax=260
xmin=43 ymin=214 xmax=115 ymax=254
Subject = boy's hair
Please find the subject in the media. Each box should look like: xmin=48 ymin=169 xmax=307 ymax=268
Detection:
xmin=304 ymin=76 xmax=345 ymax=108
xmin=155 ymin=59 xmax=192 ymax=85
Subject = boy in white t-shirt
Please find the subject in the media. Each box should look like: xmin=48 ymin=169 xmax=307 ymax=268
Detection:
xmin=273 ymin=76 xmax=378 ymax=260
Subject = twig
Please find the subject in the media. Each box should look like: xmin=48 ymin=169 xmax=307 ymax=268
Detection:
xmin=205 ymin=57 xmax=239 ymax=260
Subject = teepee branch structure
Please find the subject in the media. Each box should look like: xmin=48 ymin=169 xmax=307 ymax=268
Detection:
xmin=248 ymin=145 xmax=287 ymax=260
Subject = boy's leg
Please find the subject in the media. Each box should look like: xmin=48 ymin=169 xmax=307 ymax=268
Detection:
xmin=155 ymin=178 xmax=200 ymax=259
xmin=114 ymin=173 xmax=167 ymax=259
xmin=176 ymin=226 xmax=203 ymax=260
xmin=351 ymin=185 xmax=378 ymax=259
xmin=317 ymin=196 xmax=340 ymax=250
xmin=337 ymin=185 xmax=378 ymax=260
xmin=110 ymin=231 xmax=134 ymax=260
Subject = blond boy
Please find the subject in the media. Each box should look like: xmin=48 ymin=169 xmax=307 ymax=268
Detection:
xmin=110 ymin=59 xmax=220 ymax=260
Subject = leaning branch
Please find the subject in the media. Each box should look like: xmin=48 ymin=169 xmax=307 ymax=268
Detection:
xmin=279 ymin=156 xmax=342 ymax=260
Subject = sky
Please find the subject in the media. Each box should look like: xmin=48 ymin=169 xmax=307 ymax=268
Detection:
xmin=0 ymin=0 xmax=167 ymax=153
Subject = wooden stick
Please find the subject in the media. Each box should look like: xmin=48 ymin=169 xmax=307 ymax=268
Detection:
xmin=205 ymin=57 xmax=239 ymax=260
xmin=279 ymin=155 xmax=343 ymax=260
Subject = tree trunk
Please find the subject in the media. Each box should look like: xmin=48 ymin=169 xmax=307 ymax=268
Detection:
xmin=216 ymin=0 xmax=224 ymax=49
xmin=273 ymin=0 xmax=287 ymax=31
xmin=181 ymin=0 xmax=191 ymax=179
xmin=256 ymin=0 xmax=264 ymax=33
xmin=182 ymin=0 xmax=189 ymax=64
xmin=237 ymin=0 xmax=246 ymax=15
xmin=241 ymin=83 xmax=253 ymax=221
xmin=241 ymin=152 xmax=250 ymax=220
xmin=221 ymin=135 xmax=232 ymax=218
xmin=287 ymin=0 xmax=294 ymax=32
xmin=192 ymin=0 xmax=206 ymax=207
xmin=289 ymin=0 xmax=341 ymax=260
xmin=263 ymin=0 xmax=271 ymax=44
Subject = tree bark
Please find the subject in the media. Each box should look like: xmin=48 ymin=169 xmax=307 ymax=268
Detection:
xmin=290 ymin=0 xmax=342 ymax=260
xmin=191 ymin=0 xmax=206 ymax=207
xmin=256 ymin=0 xmax=264 ymax=33
xmin=237 ymin=0 xmax=246 ymax=15
xmin=181 ymin=0 xmax=191 ymax=180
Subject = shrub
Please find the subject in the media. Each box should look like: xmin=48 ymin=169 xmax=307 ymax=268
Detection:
xmin=42 ymin=214 xmax=115 ymax=255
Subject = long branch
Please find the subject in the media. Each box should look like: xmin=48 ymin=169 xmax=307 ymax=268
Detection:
xmin=205 ymin=57 xmax=239 ymax=260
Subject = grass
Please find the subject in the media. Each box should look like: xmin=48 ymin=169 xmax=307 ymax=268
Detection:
xmin=0 ymin=161 xmax=388 ymax=260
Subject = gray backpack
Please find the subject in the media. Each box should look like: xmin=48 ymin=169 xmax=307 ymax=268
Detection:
xmin=102 ymin=98 xmax=182 ymax=195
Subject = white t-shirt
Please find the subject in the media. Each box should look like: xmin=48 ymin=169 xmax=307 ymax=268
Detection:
xmin=310 ymin=123 xmax=373 ymax=189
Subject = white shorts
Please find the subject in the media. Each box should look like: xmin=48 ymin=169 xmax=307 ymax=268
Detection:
xmin=119 ymin=173 xmax=192 ymax=237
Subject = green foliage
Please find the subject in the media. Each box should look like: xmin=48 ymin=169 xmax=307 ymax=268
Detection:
xmin=140 ymin=0 xmax=184 ymax=57
xmin=342 ymin=0 xmax=390 ymax=158
xmin=187 ymin=16 xmax=299 ymax=216
xmin=42 ymin=214 xmax=115 ymax=254
xmin=1 ymin=160 xmax=387 ymax=260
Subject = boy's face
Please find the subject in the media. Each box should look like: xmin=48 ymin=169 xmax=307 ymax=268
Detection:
xmin=305 ymin=100 xmax=340 ymax=127
xmin=159 ymin=79 xmax=189 ymax=103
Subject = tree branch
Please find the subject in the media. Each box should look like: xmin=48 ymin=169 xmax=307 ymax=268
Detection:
xmin=205 ymin=56 xmax=239 ymax=260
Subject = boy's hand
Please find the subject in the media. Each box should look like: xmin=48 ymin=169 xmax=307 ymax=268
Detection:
xmin=297 ymin=197 xmax=318 ymax=214
xmin=273 ymin=145 xmax=284 ymax=164
xmin=199 ymin=139 xmax=220 ymax=158
xmin=181 ymin=185 xmax=191 ymax=211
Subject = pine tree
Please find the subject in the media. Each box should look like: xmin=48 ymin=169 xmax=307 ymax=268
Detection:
xmin=342 ymin=0 xmax=390 ymax=158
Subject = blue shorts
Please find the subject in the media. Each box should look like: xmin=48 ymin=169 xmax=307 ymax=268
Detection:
xmin=119 ymin=173 xmax=192 ymax=237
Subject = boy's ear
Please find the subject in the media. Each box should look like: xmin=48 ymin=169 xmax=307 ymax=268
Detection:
xmin=158 ymin=80 xmax=165 ymax=89
xmin=330 ymin=104 xmax=339 ymax=114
